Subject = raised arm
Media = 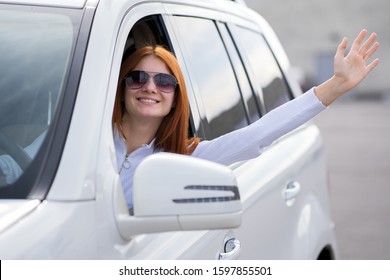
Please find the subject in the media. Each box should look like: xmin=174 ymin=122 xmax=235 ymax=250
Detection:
xmin=314 ymin=29 xmax=380 ymax=106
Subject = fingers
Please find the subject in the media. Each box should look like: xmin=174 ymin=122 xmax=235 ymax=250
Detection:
xmin=359 ymin=32 xmax=378 ymax=56
xmin=349 ymin=29 xmax=380 ymax=64
xmin=366 ymin=58 xmax=380 ymax=73
xmin=335 ymin=37 xmax=348 ymax=59
xmin=364 ymin=41 xmax=380 ymax=61
xmin=351 ymin=29 xmax=368 ymax=51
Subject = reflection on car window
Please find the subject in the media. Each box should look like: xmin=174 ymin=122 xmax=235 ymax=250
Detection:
xmin=218 ymin=23 xmax=260 ymax=124
xmin=173 ymin=16 xmax=248 ymax=140
xmin=233 ymin=27 xmax=291 ymax=113
xmin=0 ymin=7 xmax=78 ymax=191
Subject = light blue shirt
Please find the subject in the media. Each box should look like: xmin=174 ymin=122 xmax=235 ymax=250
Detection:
xmin=115 ymin=88 xmax=326 ymax=209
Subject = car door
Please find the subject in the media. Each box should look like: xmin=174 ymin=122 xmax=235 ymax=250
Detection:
xmin=93 ymin=1 xmax=235 ymax=260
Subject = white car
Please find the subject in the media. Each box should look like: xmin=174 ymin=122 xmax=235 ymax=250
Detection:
xmin=0 ymin=0 xmax=338 ymax=259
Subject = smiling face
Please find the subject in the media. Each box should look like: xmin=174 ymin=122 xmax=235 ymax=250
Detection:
xmin=122 ymin=54 xmax=176 ymax=125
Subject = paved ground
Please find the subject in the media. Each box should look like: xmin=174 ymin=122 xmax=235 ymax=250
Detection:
xmin=313 ymin=94 xmax=390 ymax=260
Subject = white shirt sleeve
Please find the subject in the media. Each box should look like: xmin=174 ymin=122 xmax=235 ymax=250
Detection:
xmin=191 ymin=88 xmax=326 ymax=165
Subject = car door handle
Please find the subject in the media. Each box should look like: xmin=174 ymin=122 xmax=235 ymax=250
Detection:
xmin=284 ymin=181 xmax=301 ymax=202
xmin=219 ymin=238 xmax=241 ymax=260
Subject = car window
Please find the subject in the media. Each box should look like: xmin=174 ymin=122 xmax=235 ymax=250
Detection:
xmin=0 ymin=6 xmax=82 ymax=196
xmin=172 ymin=16 xmax=249 ymax=140
xmin=119 ymin=15 xmax=206 ymax=139
xmin=232 ymin=26 xmax=292 ymax=113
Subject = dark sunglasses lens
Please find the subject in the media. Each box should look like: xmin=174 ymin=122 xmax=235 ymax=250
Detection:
xmin=154 ymin=73 xmax=177 ymax=92
xmin=125 ymin=71 xmax=148 ymax=89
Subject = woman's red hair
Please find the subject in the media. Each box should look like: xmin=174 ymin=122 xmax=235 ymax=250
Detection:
xmin=112 ymin=45 xmax=199 ymax=154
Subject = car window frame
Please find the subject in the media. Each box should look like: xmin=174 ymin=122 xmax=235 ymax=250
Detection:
xmin=216 ymin=21 xmax=262 ymax=124
xmin=228 ymin=23 xmax=295 ymax=116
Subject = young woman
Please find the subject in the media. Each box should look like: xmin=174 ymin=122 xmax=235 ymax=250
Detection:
xmin=112 ymin=29 xmax=379 ymax=209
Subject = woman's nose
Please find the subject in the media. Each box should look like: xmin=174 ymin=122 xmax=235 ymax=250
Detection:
xmin=143 ymin=77 xmax=157 ymax=93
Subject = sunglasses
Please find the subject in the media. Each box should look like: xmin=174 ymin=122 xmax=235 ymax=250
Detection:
xmin=124 ymin=70 xmax=178 ymax=93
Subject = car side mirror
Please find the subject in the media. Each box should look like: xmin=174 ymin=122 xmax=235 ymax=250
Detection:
xmin=115 ymin=153 xmax=242 ymax=239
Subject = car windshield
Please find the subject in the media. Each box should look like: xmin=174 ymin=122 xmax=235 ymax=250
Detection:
xmin=0 ymin=5 xmax=81 ymax=196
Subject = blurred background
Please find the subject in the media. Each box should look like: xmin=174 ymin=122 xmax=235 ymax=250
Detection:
xmin=246 ymin=0 xmax=390 ymax=259
xmin=245 ymin=0 xmax=389 ymax=96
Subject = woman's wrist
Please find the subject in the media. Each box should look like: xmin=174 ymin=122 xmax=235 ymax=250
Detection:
xmin=313 ymin=75 xmax=350 ymax=107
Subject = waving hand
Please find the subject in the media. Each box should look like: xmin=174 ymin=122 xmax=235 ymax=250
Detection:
xmin=315 ymin=29 xmax=380 ymax=106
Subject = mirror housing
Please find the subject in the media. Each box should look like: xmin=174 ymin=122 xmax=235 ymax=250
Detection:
xmin=115 ymin=153 xmax=242 ymax=239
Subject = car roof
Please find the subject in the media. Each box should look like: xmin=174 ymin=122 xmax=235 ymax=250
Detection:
xmin=0 ymin=0 xmax=248 ymax=10
xmin=0 ymin=0 xmax=98 ymax=8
